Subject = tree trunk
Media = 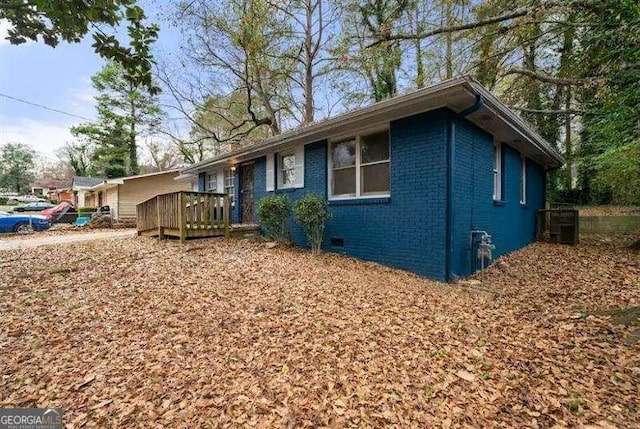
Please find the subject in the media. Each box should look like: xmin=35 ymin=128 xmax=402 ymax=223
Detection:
xmin=303 ymin=0 xmax=314 ymax=124
xmin=128 ymin=83 xmax=139 ymax=175
xmin=565 ymin=87 xmax=573 ymax=188
xmin=444 ymin=0 xmax=453 ymax=79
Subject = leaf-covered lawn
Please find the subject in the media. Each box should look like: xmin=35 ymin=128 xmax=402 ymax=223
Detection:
xmin=1 ymin=236 xmax=638 ymax=428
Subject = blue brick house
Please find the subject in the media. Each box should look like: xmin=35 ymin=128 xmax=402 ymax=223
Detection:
xmin=180 ymin=76 xmax=562 ymax=281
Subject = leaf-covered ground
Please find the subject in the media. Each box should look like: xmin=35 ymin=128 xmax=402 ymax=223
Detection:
xmin=579 ymin=206 xmax=640 ymax=217
xmin=1 ymin=236 xmax=638 ymax=428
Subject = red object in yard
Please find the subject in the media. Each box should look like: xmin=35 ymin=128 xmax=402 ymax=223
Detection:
xmin=42 ymin=201 xmax=74 ymax=220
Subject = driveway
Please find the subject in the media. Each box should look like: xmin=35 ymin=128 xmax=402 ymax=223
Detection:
xmin=0 ymin=229 xmax=136 ymax=251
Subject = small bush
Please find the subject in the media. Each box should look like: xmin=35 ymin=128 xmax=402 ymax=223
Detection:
xmin=0 ymin=197 xmax=7 ymax=205
xmin=257 ymin=195 xmax=292 ymax=242
xmin=294 ymin=194 xmax=330 ymax=255
xmin=77 ymin=207 xmax=97 ymax=215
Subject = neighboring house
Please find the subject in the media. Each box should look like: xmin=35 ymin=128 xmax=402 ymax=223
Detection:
xmin=179 ymin=76 xmax=563 ymax=281
xmin=31 ymin=181 xmax=62 ymax=198
xmin=50 ymin=187 xmax=74 ymax=203
xmin=88 ymin=170 xmax=191 ymax=220
xmin=72 ymin=176 xmax=105 ymax=207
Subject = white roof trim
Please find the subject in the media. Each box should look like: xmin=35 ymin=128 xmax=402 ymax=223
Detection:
xmin=120 ymin=169 xmax=181 ymax=181
xmin=174 ymin=173 xmax=197 ymax=182
xmin=88 ymin=181 xmax=120 ymax=191
xmin=88 ymin=169 xmax=182 ymax=191
xmin=182 ymin=76 xmax=562 ymax=174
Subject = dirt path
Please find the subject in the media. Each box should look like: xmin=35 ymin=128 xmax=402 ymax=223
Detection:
xmin=0 ymin=229 xmax=136 ymax=251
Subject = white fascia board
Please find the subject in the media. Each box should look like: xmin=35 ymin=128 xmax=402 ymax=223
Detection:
xmin=467 ymin=81 xmax=563 ymax=166
xmin=181 ymin=77 xmax=469 ymax=174
xmin=181 ymin=75 xmax=562 ymax=174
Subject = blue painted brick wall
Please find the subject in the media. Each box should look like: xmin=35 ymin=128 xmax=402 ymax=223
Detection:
xmin=252 ymin=140 xmax=328 ymax=246
xmin=449 ymin=117 xmax=545 ymax=278
xmin=254 ymin=109 xmax=450 ymax=280
xmin=200 ymin=108 xmax=546 ymax=282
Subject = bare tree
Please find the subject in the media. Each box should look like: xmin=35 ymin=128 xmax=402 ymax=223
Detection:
xmin=265 ymin=0 xmax=341 ymax=124
xmin=143 ymin=140 xmax=181 ymax=172
xmin=156 ymin=0 xmax=295 ymax=159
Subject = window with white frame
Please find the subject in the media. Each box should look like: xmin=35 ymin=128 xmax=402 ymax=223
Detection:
xmin=330 ymin=130 xmax=390 ymax=198
xmin=206 ymin=171 xmax=217 ymax=192
xmin=493 ymin=143 xmax=502 ymax=201
xmin=224 ymin=168 xmax=235 ymax=204
xmin=279 ymin=152 xmax=296 ymax=188
xmin=520 ymin=155 xmax=527 ymax=204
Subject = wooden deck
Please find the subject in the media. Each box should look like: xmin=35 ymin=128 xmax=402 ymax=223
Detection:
xmin=136 ymin=191 xmax=232 ymax=242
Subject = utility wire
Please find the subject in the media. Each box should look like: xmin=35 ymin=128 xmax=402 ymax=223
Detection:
xmin=0 ymin=92 xmax=93 ymax=121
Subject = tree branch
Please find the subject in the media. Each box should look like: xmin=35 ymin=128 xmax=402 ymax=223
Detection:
xmin=503 ymin=67 xmax=588 ymax=85
xmin=509 ymin=106 xmax=589 ymax=115
xmin=367 ymin=0 xmax=600 ymax=47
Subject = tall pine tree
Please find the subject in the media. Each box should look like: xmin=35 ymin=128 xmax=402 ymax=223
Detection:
xmin=71 ymin=62 xmax=161 ymax=177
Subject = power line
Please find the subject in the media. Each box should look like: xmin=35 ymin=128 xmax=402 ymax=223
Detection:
xmin=0 ymin=92 xmax=93 ymax=121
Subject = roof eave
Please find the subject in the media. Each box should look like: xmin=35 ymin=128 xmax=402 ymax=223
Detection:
xmin=181 ymin=77 xmax=470 ymax=174
xmin=465 ymin=80 xmax=564 ymax=167
xmin=182 ymin=76 xmax=563 ymax=173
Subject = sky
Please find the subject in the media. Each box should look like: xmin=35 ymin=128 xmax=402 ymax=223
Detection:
xmin=0 ymin=1 xmax=180 ymax=161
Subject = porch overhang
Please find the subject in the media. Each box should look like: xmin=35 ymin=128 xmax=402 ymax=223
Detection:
xmin=88 ymin=181 xmax=121 ymax=192
xmin=174 ymin=173 xmax=197 ymax=183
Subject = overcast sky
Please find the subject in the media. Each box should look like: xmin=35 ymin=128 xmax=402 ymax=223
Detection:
xmin=0 ymin=1 xmax=179 ymax=161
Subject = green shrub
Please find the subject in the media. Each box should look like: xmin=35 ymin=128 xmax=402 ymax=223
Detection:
xmin=293 ymin=194 xmax=330 ymax=255
xmin=0 ymin=197 xmax=7 ymax=205
xmin=257 ymin=194 xmax=292 ymax=242
xmin=77 ymin=207 xmax=98 ymax=215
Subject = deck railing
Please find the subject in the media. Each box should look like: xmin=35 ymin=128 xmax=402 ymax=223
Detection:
xmin=136 ymin=191 xmax=230 ymax=242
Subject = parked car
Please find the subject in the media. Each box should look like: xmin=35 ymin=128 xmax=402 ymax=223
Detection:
xmin=14 ymin=195 xmax=46 ymax=203
xmin=12 ymin=201 xmax=55 ymax=212
xmin=0 ymin=211 xmax=51 ymax=233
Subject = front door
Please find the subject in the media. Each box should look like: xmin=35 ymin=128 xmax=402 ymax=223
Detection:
xmin=241 ymin=163 xmax=254 ymax=223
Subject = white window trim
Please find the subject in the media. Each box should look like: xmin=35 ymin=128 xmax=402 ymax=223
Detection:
xmin=328 ymin=130 xmax=390 ymax=200
xmin=216 ymin=167 xmax=224 ymax=193
xmin=224 ymin=167 xmax=235 ymax=206
xmin=493 ymin=142 xmax=502 ymax=201
xmin=267 ymin=145 xmax=304 ymax=191
xmin=520 ymin=155 xmax=527 ymax=205
xmin=278 ymin=151 xmax=296 ymax=189
xmin=266 ymin=154 xmax=275 ymax=192
xmin=294 ymin=144 xmax=304 ymax=188
xmin=206 ymin=171 xmax=217 ymax=192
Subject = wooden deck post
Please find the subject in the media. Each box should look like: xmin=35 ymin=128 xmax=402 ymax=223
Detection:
xmin=178 ymin=191 xmax=186 ymax=244
xmin=156 ymin=195 xmax=164 ymax=239
xmin=223 ymin=194 xmax=230 ymax=238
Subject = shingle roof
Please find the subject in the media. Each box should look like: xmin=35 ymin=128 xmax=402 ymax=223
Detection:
xmin=72 ymin=176 xmax=104 ymax=189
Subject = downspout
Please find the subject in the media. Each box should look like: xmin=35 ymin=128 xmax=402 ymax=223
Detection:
xmin=446 ymin=94 xmax=484 ymax=282
xmin=459 ymin=94 xmax=484 ymax=117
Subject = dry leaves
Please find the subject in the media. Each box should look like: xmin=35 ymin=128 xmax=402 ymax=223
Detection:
xmin=0 ymin=235 xmax=639 ymax=428
xmin=578 ymin=206 xmax=640 ymax=217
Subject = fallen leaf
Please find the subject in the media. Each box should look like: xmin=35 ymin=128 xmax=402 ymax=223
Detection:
xmin=455 ymin=370 xmax=476 ymax=382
